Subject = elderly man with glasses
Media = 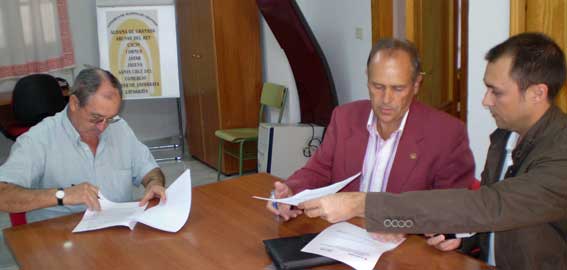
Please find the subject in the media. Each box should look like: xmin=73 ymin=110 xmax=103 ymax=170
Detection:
xmin=0 ymin=68 xmax=166 ymax=223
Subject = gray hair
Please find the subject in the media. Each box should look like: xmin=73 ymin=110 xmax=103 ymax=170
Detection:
xmin=367 ymin=38 xmax=422 ymax=82
xmin=71 ymin=68 xmax=123 ymax=107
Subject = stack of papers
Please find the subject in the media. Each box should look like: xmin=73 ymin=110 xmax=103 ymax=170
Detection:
xmin=302 ymin=222 xmax=402 ymax=270
xmin=72 ymin=169 xmax=192 ymax=233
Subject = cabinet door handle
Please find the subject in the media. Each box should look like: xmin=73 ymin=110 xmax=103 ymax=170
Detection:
xmin=193 ymin=53 xmax=202 ymax=59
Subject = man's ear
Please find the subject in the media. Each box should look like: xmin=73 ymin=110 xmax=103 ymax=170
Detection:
xmin=413 ymin=73 xmax=424 ymax=95
xmin=528 ymin=83 xmax=548 ymax=103
xmin=69 ymin=95 xmax=80 ymax=111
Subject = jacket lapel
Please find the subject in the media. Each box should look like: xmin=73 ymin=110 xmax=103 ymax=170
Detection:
xmin=483 ymin=129 xmax=510 ymax=185
xmin=343 ymin=103 xmax=371 ymax=189
xmin=386 ymin=101 xmax=423 ymax=193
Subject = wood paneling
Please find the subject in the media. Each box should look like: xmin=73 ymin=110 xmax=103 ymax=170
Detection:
xmin=177 ymin=0 xmax=262 ymax=174
xmin=510 ymin=0 xmax=527 ymax=35
xmin=459 ymin=0 xmax=469 ymax=121
xmin=408 ymin=0 xmax=457 ymax=115
xmin=371 ymin=0 xmax=394 ymax=43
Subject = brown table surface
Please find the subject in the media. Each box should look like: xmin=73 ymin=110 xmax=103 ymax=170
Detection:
xmin=3 ymin=173 xmax=492 ymax=270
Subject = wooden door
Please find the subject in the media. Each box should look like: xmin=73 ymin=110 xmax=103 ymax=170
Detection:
xmin=372 ymin=0 xmax=467 ymax=121
xmin=177 ymin=0 xmax=219 ymax=165
xmin=212 ymin=0 xmax=262 ymax=174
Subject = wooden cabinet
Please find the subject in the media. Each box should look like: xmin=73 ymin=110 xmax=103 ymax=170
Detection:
xmin=177 ymin=0 xmax=262 ymax=174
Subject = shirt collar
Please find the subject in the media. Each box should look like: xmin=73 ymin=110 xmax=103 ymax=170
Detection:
xmin=61 ymin=106 xmax=82 ymax=145
xmin=366 ymin=107 xmax=410 ymax=137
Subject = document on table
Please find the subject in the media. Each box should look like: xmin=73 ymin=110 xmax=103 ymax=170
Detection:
xmin=252 ymin=172 xmax=360 ymax=206
xmin=73 ymin=169 xmax=192 ymax=233
xmin=302 ymin=222 xmax=402 ymax=270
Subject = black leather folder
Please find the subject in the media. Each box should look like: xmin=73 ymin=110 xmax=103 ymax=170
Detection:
xmin=263 ymin=233 xmax=339 ymax=270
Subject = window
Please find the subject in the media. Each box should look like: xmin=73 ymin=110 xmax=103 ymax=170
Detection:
xmin=0 ymin=0 xmax=74 ymax=80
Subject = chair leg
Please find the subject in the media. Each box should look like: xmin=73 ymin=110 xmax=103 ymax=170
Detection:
xmin=217 ymin=140 xmax=223 ymax=181
xmin=239 ymin=141 xmax=245 ymax=176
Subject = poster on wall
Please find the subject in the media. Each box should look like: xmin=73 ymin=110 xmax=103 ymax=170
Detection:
xmin=96 ymin=5 xmax=179 ymax=99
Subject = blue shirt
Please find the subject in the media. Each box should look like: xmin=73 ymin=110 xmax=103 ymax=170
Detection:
xmin=0 ymin=107 xmax=158 ymax=222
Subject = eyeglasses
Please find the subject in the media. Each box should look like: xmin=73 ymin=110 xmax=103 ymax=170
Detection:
xmin=89 ymin=115 xmax=121 ymax=125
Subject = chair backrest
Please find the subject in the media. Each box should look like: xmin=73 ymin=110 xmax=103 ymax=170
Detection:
xmin=9 ymin=212 xmax=27 ymax=226
xmin=12 ymin=74 xmax=66 ymax=125
xmin=259 ymin=82 xmax=287 ymax=123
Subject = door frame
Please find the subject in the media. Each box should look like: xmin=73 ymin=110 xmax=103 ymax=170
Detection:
xmin=371 ymin=0 xmax=468 ymax=122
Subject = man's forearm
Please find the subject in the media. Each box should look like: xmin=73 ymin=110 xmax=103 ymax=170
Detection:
xmin=0 ymin=182 xmax=58 ymax=213
xmin=142 ymin=168 xmax=165 ymax=188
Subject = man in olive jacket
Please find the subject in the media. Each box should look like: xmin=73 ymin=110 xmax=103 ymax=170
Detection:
xmin=298 ymin=33 xmax=567 ymax=270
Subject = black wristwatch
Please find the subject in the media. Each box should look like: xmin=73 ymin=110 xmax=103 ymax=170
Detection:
xmin=55 ymin=188 xmax=65 ymax=206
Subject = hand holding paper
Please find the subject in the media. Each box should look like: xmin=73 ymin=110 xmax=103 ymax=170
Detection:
xmin=73 ymin=170 xmax=192 ymax=233
xmin=300 ymin=191 xmax=367 ymax=223
xmin=253 ymin=173 xmax=360 ymax=206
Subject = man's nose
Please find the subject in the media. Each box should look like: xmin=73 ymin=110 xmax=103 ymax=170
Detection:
xmin=95 ymin=121 xmax=108 ymax=132
xmin=481 ymin=91 xmax=492 ymax=108
xmin=383 ymin=89 xmax=394 ymax=104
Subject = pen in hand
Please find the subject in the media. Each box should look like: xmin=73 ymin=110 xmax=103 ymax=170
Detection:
xmin=270 ymin=190 xmax=278 ymax=210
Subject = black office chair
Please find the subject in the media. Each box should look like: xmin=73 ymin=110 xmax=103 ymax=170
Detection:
xmin=1 ymin=74 xmax=66 ymax=225
xmin=1 ymin=74 xmax=66 ymax=140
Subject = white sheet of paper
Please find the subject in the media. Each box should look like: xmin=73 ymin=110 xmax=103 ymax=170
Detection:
xmin=72 ymin=169 xmax=192 ymax=233
xmin=301 ymin=222 xmax=402 ymax=270
xmin=135 ymin=169 xmax=192 ymax=232
xmin=252 ymin=172 xmax=360 ymax=206
xmin=72 ymin=197 xmax=146 ymax=233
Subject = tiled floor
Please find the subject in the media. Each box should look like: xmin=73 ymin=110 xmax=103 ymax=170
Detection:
xmin=0 ymin=149 xmax=240 ymax=270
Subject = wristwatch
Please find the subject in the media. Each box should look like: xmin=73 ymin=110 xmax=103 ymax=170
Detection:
xmin=55 ymin=188 xmax=65 ymax=206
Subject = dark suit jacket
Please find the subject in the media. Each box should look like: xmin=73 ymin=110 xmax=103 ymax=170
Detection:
xmin=286 ymin=100 xmax=475 ymax=193
xmin=365 ymin=106 xmax=567 ymax=270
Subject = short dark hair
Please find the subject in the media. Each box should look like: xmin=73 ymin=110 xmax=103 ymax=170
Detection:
xmin=71 ymin=68 xmax=123 ymax=107
xmin=366 ymin=38 xmax=422 ymax=81
xmin=485 ymin=32 xmax=566 ymax=100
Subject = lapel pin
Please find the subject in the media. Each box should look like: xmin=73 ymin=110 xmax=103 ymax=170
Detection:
xmin=409 ymin=153 xmax=417 ymax=160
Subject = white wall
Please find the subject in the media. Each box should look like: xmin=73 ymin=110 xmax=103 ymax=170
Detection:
xmin=260 ymin=0 xmax=372 ymax=124
xmin=295 ymin=0 xmax=372 ymax=104
xmin=467 ymin=0 xmax=509 ymax=177
xmin=260 ymin=17 xmax=301 ymax=123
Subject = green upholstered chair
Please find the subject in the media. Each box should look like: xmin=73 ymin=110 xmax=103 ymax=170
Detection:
xmin=215 ymin=83 xmax=287 ymax=180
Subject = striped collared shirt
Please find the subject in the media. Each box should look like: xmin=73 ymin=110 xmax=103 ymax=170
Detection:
xmin=359 ymin=109 xmax=409 ymax=192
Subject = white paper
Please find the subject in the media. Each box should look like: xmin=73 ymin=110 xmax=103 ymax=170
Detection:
xmin=73 ymin=169 xmax=192 ymax=233
xmin=301 ymin=222 xmax=402 ymax=270
xmin=72 ymin=197 xmax=146 ymax=232
xmin=135 ymin=169 xmax=192 ymax=232
xmin=252 ymin=172 xmax=360 ymax=206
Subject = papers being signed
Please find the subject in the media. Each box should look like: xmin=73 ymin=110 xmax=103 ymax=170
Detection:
xmin=302 ymin=222 xmax=402 ymax=270
xmin=73 ymin=169 xmax=192 ymax=233
xmin=252 ymin=173 xmax=361 ymax=206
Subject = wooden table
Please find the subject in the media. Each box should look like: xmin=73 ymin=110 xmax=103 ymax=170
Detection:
xmin=3 ymin=173 xmax=492 ymax=270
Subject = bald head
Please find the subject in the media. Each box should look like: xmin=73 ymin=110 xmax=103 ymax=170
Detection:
xmin=71 ymin=68 xmax=123 ymax=107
